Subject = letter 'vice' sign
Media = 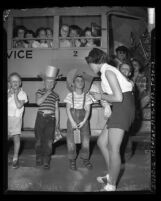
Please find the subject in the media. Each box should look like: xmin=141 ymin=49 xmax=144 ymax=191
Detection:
xmin=7 ymin=50 xmax=33 ymax=59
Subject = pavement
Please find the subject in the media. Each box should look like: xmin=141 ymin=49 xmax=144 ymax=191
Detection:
xmin=7 ymin=139 xmax=151 ymax=193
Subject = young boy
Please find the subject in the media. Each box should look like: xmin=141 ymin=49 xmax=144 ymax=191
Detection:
xmin=35 ymin=66 xmax=60 ymax=169
xmin=8 ymin=72 xmax=28 ymax=168
xmin=119 ymin=63 xmax=134 ymax=88
xmin=64 ymin=69 xmax=94 ymax=170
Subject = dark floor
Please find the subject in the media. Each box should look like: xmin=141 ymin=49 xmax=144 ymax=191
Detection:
xmin=7 ymin=138 xmax=151 ymax=193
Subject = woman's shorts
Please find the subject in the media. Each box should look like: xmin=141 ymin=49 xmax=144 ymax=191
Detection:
xmin=107 ymin=91 xmax=135 ymax=131
xmin=8 ymin=116 xmax=22 ymax=136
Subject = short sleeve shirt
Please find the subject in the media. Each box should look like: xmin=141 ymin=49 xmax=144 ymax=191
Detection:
xmin=64 ymin=92 xmax=93 ymax=109
xmin=8 ymin=88 xmax=28 ymax=117
xmin=36 ymin=88 xmax=59 ymax=114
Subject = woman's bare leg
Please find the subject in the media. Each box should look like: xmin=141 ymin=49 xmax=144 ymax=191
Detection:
xmin=97 ymin=124 xmax=109 ymax=171
xmin=108 ymin=128 xmax=124 ymax=186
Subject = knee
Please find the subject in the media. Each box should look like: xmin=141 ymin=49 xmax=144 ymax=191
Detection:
xmin=97 ymin=136 xmax=105 ymax=148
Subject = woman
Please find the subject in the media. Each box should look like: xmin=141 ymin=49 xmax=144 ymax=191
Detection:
xmin=85 ymin=48 xmax=135 ymax=191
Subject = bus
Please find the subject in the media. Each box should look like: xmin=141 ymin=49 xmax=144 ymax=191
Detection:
xmin=5 ymin=6 xmax=150 ymax=137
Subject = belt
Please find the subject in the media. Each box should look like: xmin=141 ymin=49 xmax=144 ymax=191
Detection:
xmin=38 ymin=111 xmax=55 ymax=118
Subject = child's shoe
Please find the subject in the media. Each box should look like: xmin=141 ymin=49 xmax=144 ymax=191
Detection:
xmin=12 ymin=159 xmax=19 ymax=169
xmin=97 ymin=174 xmax=110 ymax=184
xmin=82 ymin=159 xmax=93 ymax=170
xmin=69 ymin=159 xmax=77 ymax=170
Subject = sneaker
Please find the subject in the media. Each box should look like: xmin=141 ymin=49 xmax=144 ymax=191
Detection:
xmin=97 ymin=174 xmax=110 ymax=184
xmin=101 ymin=183 xmax=116 ymax=192
xmin=69 ymin=159 xmax=77 ymax=170
xmin=82 ymin=159 xmax=93 ymax=170
xmin=43 ymin=162 xmax=50 ymax=169
xmin=12 ymin=159 xmax=19 ymax=169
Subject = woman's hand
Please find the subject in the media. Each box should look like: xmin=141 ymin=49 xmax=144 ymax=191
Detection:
xmin=89 ymin=92 xmax=102 ymax=101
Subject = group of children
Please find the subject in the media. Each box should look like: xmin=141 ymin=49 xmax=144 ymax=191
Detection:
xmin=8 ymin=44 xmax=148 ymax=173
xmin=13 ymin=24 xmax=101 ymax=49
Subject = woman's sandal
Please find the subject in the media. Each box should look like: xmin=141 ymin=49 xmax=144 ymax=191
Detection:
xmin=69 ymin=160 xmax=77 ymax=170
xmin=97 ymin=174 xmax=110 ymax=184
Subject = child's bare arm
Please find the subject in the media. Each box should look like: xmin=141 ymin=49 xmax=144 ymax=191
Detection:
xmin=36 ymin=90 xmax=51 ymax=105
xmin=55 ymin=101 xmax=60 ymax=129
xmin=66 ymin=103 xmax=78 ymax=129
xmin=14 ymin=90 xmax=26 ymax=109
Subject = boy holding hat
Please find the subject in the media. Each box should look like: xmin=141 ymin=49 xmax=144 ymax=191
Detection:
xmin=64 ymin=69 xmax=94 ymax=170
xmin=35 ymin=66 xmax=60 ymax=169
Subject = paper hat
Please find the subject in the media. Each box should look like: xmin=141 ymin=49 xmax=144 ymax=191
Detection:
xmin=67 ymin=68 xmax=94 ymax=93
xmin=38 ymin=65 xmax=59 ymax=80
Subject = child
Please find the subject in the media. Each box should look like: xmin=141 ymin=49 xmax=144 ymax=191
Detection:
xmin=64 ymin=69 xmax=94 ymax=170
xmin=69 ymin=25 xmax=82 ymax=47
xmin=81 ymin=27 xmax=96 ymax=47
xmin=59 ymin=25 xmax=71 ymax=48
xmin=24 ymin=30 xmax=35 ymax=48
xmin=8 ymin=72 xmax=28 ymax=168
xmin=89 ymin=82 xmax=112 ymax=120
xmin=35 ymin=66 xmax=60 ymax=169
xmin=46 ymin=28 xmax=54 ymax=48
xmin=32 ymin=27 xmax=48 ymax=48
xmin=13 ymin=26 xmax=27 ymax=48
xmin=119 ymin=63 xmax=134 ymax=88
xmin=113 ymin=46 xmax=129 ymax=69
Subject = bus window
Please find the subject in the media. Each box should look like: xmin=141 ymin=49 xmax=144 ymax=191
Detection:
xmin=12 ymin=16 xmax=54 ymax=49
xmin=59 ymin=16 xmax=101 ymax=48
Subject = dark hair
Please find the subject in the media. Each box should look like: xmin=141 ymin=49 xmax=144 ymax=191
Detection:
xmin=46 ymin=28 xmax=53 ymax=35
xmin=69 ymin=25 xmax=82 ymax=36
xmin=8 ymin=72 xmax=22 ymax=82
xmin=116 ymin=46 xmax=128 ymax=54
xmin=24 ymin=30 xmax=35 ymax=38
xmin=85 ymin=48 xmax=109 ymax=64
xmin=13 ymin=25 xmax=26 ymax=37
xmin=35 ymin=27 xmax=46 ymax=37
xmin=131 ymin=58 xmax=144 ymax=73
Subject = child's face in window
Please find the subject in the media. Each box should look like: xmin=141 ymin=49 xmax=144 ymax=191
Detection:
xmin=119 ymin=64 xmax=131 ymax=78
xmin=85 ymin=30 xmax=93 ymax=43
xmin=74 ymin=76 xmax=85 ymax=90
xmin=60 ymin=25 xmax=69 ymax=38
xmin=38 ymin=30 xmax=46 ymax=39
xmin=46 ymin=29 xmax=53 ymax=38
xmin=117 ymin=51 xmax=127 ymax=62
xmin=10 ymin=75 xmax=21 ymax=90
xmin=25 ymin=33 xmax=34 ymax=42
xmin=132 ymin=61 xmax=140 ymax=74
xmin=17 ymin=29 xmax=25 ymax=39
xmin=69 ymin=29 xmax=78 ymax=37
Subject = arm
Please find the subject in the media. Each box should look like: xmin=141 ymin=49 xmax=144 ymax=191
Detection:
xmin=55 ymin=101 xmax=60 ymax=129
xmin=90 ymin=70 xmax=123 ymax=103
xmin=14 ymin=89 xmax=26 ymax=109
xmin=36 ymin=90 xmax=51 ymax=105
xmin=77 ymin=104 xmax=91 ymax=129
xmin=66 ymin=103 xmax=78 ymax=129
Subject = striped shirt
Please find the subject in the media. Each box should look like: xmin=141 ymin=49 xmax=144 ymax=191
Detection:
xmin=64 ymin=92 xmax=93 ymax=109
xmin=36 ymin=88 xmax=59 ymax=114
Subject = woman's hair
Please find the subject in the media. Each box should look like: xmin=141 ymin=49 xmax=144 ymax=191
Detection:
xmin=131 ymin=58 xmax=145 ymax=73
xmin=85 ymin=48 xmax=109 ymax=64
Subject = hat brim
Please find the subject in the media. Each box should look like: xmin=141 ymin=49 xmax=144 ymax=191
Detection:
xmin=67 ymin=69 xmax=94 ymax=93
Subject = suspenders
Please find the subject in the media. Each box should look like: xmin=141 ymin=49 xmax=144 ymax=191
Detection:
xmin=72 ymin=92 xmax=86 ymax=110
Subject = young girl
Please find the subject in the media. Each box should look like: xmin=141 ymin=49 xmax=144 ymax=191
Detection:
xmin=64 ymin=69 xmax=93 ymax=170
xmin=8 ymin=72 xmax=28 ymax=168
